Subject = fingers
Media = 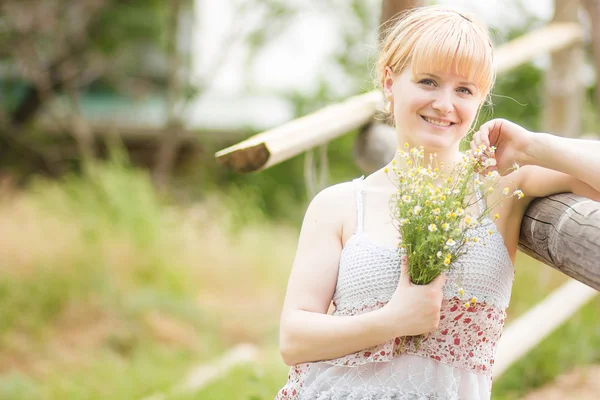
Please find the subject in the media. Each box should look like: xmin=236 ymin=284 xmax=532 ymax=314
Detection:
xmin=478 ymin=120 xmax=494 ymax=147
xmin=479 ymin=123 xmax=491 ymax=148
xmin=399 ymin=255 xmax=411 ymax=286
xmin=470 ymin=136 xmax=479 ymax=155
xmin=471 ymin=121 xmax=499 ymax=175
xmin=470 ymin=136 xmax=488 ymax=175
xmin=431 ymin=272 xmax=447 ymax=289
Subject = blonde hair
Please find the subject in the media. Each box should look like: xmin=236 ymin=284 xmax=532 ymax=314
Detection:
xmin=377 ymin=6 xmax=495 ymax=101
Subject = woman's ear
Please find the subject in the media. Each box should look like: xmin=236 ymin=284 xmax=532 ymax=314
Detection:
xmin=383 ymin=66 xmax=394 ymax=101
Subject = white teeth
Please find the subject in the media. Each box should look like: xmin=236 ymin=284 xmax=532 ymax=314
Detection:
xmin=424 ymin=116 xmax=452 ymax=127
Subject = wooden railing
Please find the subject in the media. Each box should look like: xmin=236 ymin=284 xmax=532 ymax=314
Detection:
xmin=215 ymin=19 xmax=599 ymax=380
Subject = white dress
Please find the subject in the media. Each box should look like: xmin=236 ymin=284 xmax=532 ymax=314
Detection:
xmin=276 ymin=177 xmax=515 ymax=399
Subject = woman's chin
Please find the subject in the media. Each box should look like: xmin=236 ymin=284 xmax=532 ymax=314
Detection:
xmin=399 ymin=128 xmax=464 ymax=151
xmin=415 ymin=135 xmax=457 ymax=151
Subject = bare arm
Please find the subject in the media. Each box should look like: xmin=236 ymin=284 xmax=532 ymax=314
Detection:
xmin=524 ymin=133 xmax=600 ymax=195
xmin=278 ymin=183 xmax=395 ymax=366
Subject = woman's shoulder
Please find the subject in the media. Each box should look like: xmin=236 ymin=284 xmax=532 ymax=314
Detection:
xmin=309 ymin=178 xmax=361 ymax=209
xmin=296 ymin=179 xmax=361 ymax=240
xmin=301 ymin=178 xmax=362 ymax=226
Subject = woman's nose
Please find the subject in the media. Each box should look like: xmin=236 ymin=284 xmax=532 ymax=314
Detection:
xmin=432 ymin=91 xmax=453 ymax=114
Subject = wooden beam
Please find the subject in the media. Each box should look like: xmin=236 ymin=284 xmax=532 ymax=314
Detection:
xmin=353 ymin=122 xmax=396 ymax=174
xmin=493 ymin=279 xmax=598 ymax=378
xmin=141 ymin=344 xmax=260 ymax=400
xmin=214 ymin=22 xmax=583 ymax=174
xmin=518 ymin=193 xmax=600 ymax=290
xmin=495 ymin=22 xmax=584 ymax=75
xmin=215 ymin=91 xmax=383 ymax=173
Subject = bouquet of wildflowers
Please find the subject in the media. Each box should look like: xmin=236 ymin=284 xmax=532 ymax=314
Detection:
xmin=386 ymin=143 xmax=523 ymax=287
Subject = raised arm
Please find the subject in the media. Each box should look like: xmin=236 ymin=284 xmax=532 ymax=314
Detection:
xmin=472 ymin=119 xmax=600 ymax=201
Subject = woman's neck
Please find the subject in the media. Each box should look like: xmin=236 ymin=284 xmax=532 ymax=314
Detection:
xmin=390 ymin=147 xmax=463 ymax=169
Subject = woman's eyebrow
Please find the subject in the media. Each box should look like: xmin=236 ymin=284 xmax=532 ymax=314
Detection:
xmin=421 ymin=73 xmax=476 ymax=87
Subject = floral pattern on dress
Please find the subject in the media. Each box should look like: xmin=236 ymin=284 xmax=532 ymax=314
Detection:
xmin=400 ymin=297 xmax=505 ymax=374
xmin=294 ymin=297 xmax=505 ymax=374
xmin=276 ymin=297 xmax=504 ymax=399
xmin=275 ymin=362 xmax=310 ymax=400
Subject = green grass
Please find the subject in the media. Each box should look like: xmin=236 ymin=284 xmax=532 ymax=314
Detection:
xmin=0 ymin=160 xmax=297 ymax=399
xmin=196 ymin=348 xmax=288 ymax=400
xmin=0 ymin=341 xmax=196 ymax=400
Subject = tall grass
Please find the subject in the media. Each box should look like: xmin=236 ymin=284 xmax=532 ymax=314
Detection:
xmin=0 ymin=160 xmax=297 ymax=399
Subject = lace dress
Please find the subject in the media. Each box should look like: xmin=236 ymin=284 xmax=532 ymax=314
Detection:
xmin=276 ymin=177 xmax=515 ymax=400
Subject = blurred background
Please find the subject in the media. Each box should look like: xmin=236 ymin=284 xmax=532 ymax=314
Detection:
xmin=0 ymin=0 xmax=599 ymax=399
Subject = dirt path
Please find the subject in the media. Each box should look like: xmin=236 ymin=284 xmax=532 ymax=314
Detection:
xmin=523 ymin=365 xmax=600 ymax=400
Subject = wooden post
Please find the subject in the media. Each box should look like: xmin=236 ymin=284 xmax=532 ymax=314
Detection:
xmin=215 ymin=91 xmax=383 ymax=173
xmin=380 ymin=0 xmax=420 ymax=34
xmin=542 ymin=0 xmax=584 ymax=138
xmin=582 ymin=0 xmax=600 ymax=114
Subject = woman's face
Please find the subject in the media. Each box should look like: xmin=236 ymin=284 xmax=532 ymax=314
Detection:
xmin=384 ymin=62 xmax=485 ymax=152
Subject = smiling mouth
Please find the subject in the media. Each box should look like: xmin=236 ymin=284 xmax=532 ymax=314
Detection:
xmin=421 ymin=115 xmax=455 ymax=127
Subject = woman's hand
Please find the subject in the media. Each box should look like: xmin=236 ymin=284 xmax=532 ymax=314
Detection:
xmin=382 ymin=256 xmax=446 ymax=337
xmin=471 ymin=118 xmax=537 ymax=175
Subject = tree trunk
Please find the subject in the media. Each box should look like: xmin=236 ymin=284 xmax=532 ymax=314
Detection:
xmin=8 ymin=1 xmax=110 ymax=130
xmin=380 ymin=0 xmax=420 ymax=34
xmin=66 ymin=85 xmax=96 ymax=161
xmin=153 ymin=0 xmax=184 ymax=190
xmin=542 ymin=0 xmax=584 ymax=138
xmin=582 ymin=0 xmax=600 ymax=114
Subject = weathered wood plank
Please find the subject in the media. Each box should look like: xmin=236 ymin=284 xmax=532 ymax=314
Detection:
xmin=518 ymin=193 xmax=600 ymax=290
xmin=214 ymin=22 xmax=583 ymax=174
xmin=496 ymin=22 xmax=583 ymax=75
xmin=215 ymin=91 xmax=383 ymax=173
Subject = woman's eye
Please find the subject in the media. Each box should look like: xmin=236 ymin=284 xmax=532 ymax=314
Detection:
xmin=457 ymin=87 xmax=473 ymax=95
xmin=418 ymin=79 xmax=436 ymax=86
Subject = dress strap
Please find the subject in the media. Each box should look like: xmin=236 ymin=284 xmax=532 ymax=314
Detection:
xmin=353 ymin=177 xmax=365 ymax=234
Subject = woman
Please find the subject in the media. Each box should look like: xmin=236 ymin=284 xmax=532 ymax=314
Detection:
xmin=276 ymin=5 xmax=600 ymax=399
